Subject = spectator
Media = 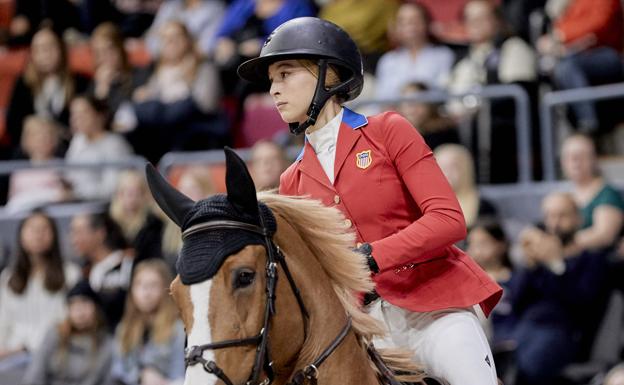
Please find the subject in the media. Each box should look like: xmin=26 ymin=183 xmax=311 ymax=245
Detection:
xmin=120 ymin=21 xmax=225 ymax=163
xmin=109 ymin=170 xmax=164 ymax=265
xmin=375 ymin=3 xmax=454 ymax=99
xmin=537 ymin=0 xmax=624 ymax=134
xmin=434 ymin=144 xmax=498 ymax=228
xmin=69 ymin=212 xmax=133 ymax=330
xmin=513 ymin=191 xmax=612 ymax=385
xmin=320 ymin=0 xmax=399 ymax=72
xmin=22 ymin=280 xmax=113 ymax=385
xmin=250 ymin=140 xmax=288 ymax=191
xmin=0 ymin=211 xmax=80 ymax=366
xmin=398 ymin=82 xmax=459 ymax=150
xmin=88 ymin=23 xmax=142 ymax=121
xmin=4 ymin=27 xmax=88 ymax=158
xmin=159 ymin=166 xmax=215 ymax=269
xmin=561 ymin=134 xmax=624 ymax=251
xmin=65 ymin=95 xmax=134 ymax=201
xmin=110 ymin=260 xmax=185 ymax=385
xmin=146 ymin=0 xmax=226 ymax=56
xmin=6 ymin=116 xmax=69 ymax=212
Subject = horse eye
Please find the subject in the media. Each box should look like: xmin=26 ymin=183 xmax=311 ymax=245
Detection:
xmin=233 ymin=269 xmax=256 ymax=289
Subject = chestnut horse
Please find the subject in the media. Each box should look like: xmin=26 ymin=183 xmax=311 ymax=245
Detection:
xmin=146 ymin=148 xmax=427 ymax=385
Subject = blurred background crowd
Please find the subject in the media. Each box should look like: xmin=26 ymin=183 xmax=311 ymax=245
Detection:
xmin=0 ymin=0 xmax=623 ymax=384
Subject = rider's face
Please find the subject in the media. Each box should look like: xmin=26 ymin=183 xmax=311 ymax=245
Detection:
xmin=268 ymin=60 xmax=317 ymax=125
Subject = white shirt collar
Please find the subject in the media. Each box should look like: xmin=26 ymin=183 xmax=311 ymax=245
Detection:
xmin=305 ymin=108 xmax=344 ymax=155
xmin=89 ymin=250 xmax=124 ymax=291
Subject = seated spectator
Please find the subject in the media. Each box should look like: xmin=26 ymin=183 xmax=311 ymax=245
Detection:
xmin=250 ymin=140 xmax=288 ymax=191
xmin=65 ymin=95 xmax=134 ymax=201
xmin=6 ymin=116 xmax=69 ymax=212
xmin=434 ymin=144 xmax=498 ymax=229
xmin=375 ymin=3 xmax=454 ymax=100
xmin=513 ymin=192 xmax=612 ymax=385
xmin=88 ymin=23 xmax=142 ymax=120
xmin=70 ymin=212 xmax=133 ymax=330
xmin=320 ymin=0 xmax=399 ymax=72
xmin=146 ymin=0 xmax=226 ymax=56
xmin=22 ymin=280 xmax=113 ymax=385
xmin=537 ymin=0 xmax=624 ymax=134
xmin=4 ymin=27 xmax=88 ymax=158
xmin=398 ymin=82 xmax=459 ymax=150
xmin=119 ymin=21 xmax=225 ymax=163
xmin=110 ymin=260 xmax=185 ymax=385
xmin=159 ymin=166 xmax=216 ymax=269
xmin=0 ymin=211 xmax=80 ymax=367
xmin=212 ymin=0 xmax=315 ymax=94
xmin=466 ymin=219 xmax=516 ymax=359
xmin=5 ymin=1 xmax=80 ymax=46
xmin=109 ymin=170 xmax=164 ymax=265
xmin=561 ymin=134 xmax=624 ymax=251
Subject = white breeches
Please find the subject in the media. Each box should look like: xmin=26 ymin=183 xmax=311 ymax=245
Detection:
xmin=368 ymin=301 xmax=499 ymax=385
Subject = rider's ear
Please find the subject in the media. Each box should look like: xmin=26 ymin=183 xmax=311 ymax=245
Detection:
xmin=224 ymin=147 xmax=260 ymax=221
xmin=145 ymin=163 xmax=195 ymax=227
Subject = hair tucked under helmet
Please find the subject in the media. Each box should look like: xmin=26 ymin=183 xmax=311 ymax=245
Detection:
xmin=237 ymin=17 xmax=364 ymax=135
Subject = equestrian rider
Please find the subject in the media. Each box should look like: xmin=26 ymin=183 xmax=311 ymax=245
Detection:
xmin=237 ymin=17 xmax=503 ymax=385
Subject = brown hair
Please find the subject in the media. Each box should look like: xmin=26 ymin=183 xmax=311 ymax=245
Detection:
xmin=109 ymin=170 xmax=152 ymax=241
xmin=91 ymin=22 xmax=130 ymax=72
xmin=117 ymin=259 xmax=179 ymax=354
xmin=157 ymin=21 xmax=200 ymax=83
xmin=8 ymin=210 xmax=66 ymax=294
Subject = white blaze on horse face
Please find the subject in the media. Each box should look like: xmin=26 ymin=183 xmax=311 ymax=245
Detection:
xmin=185 ymin=279 xmax=217 ymax=385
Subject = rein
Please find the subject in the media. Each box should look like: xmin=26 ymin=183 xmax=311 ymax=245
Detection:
xmin=182 ymin=219 xmax=352 ymax=385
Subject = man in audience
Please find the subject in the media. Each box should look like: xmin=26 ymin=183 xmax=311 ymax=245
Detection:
xmin=70 ymin=212 xmax=133 ymax=330
xmin=511 ymin=192 xmax=612 ymax=385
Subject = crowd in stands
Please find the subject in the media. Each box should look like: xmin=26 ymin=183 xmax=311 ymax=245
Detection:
xmin=0 ymin=0 xmax=623 ymax=384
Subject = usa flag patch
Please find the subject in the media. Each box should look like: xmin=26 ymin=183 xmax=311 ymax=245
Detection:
xmin=356 ymin=150 xmax=372 ymax=169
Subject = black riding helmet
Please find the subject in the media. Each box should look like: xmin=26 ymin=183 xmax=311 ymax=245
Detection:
xmin=237 ymin=17 xmax=364 ymax=135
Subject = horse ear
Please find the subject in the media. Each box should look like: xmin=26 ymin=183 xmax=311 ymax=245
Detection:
xmin=224 ymin=147 xmax=259 ymax=218
xmin=145 ymin=163 xmax=195 ymax=227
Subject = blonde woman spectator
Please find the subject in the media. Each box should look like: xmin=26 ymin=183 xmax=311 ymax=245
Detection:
xmin=250 ymin=140 xmax=288 ymax=191
xmin=0 ymin=211 xmax=80 ymax=364
xmin=109 ymin=170 xmax=164 ymax=264
xmin=7 ymin=116 xmax=68 ymax=212
xmin=434 ymin=144 xmax=498 ymax=228
xmin=560 ymin=134 xmax=624 ymax=251
xmin=22 ymin=280 xmax=113 ymax=385
xmin=65 ymin=95 xmax=133 ymax=201
xmin=110 ymin=260 xmax=185 ymax=385
xmin=5 ymin=27 xmax=87 ymax=157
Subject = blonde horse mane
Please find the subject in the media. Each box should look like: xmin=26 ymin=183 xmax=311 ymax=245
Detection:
xmin=258 ymin=192 xmax=425 ymax=383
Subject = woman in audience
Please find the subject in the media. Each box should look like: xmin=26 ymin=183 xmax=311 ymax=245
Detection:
xmin=0 ymin=211 xmax=80 ymax=364
xmin=434 ymin=144 xmax=498 ymax=229
xmin=561 ymin=134 xmax=624 ymax=251
xmin=109 ymin=170 xmax=163 ymax=264
xmin=110 ymin=260 xmax=185 ymax=385
xmin=5 ymin=27 xmax=87 ymax=158
xmin=249 ymin=140 xmax=289 ymax=191
xmin=119 ymin=21 xmax=225 ymax=163
xmin=22 ymin=280 xmax=113 ymax=385
xmin=7 ymin=116 xmax=69 ymax=212
xmin=375 ymin=2 xmax=454 ymax=99
xmin=65 ymin=95 xmax=134 ymax=201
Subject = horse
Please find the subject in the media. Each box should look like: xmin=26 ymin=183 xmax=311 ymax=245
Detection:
xmin=146 ymin=147 xmax=432 ymax=385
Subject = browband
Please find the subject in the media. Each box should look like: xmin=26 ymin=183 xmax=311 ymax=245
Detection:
xmin=182 ymin=220 xmax=267 ymax=240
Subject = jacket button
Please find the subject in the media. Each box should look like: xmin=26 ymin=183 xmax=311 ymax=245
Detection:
xmin=356 ymin=242 xmax=362 ymax=248
xmin=334 ymin=195 xmax=340 ymax=204
xmin=344 ymin=219 xmax=352 ymax=227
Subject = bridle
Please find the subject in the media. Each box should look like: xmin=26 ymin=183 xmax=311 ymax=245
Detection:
xmin=182 ymin=216 xmax=353 ymax=385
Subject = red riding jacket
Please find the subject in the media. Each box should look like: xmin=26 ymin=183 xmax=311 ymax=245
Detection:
xmin=279 ymin=108 xmax=502 ymax=316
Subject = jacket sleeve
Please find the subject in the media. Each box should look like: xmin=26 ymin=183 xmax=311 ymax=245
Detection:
xmin=370 ymin=112 xmax=467 ymax=272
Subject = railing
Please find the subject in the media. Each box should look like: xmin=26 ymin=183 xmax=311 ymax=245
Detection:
xmin=0 ymin=156 xmax=148 ymax=175
xmin=352 ymin=84 xmax=533 ymax=184
xmin=540 ymin=82 xmax=624 ymax=180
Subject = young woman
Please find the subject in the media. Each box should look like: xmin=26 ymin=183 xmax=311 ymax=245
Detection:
xmin=237 ymin=17 xmax=503 ymax=385
xmin=22 ymin=280 xmax=113 ymax=385
xmin=0 ymin=211 xmax=80 ymax=361
xmin=110 ymin=259 xmax=185 ymax=385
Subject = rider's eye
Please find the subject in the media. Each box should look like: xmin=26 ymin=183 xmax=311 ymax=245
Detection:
xmin=233 ymin=269 xmax=256 ymax=289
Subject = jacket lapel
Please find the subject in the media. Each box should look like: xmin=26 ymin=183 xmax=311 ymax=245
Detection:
xmin=334 ymin=108 xmax=368 ymax=180
xmin=297 ymin=140 xmax=335 ymax=191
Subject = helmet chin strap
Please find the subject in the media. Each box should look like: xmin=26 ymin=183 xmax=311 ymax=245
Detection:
xmin=289 ymin=59 xmax=333 ymax=136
